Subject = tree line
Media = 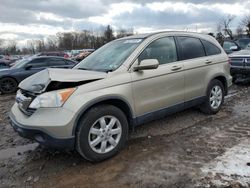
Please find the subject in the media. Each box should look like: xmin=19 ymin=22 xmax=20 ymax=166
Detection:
xmin=0 ymin=25 xmax=134 ymax=55
xmin=1 ymin=14 xmax=250 ymax=55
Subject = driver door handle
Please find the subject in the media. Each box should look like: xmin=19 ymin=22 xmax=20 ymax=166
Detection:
xmin=205 ymin=60 xmax=212 ymax=64
xmin=171 ymin=66 xmax=182 ymax=71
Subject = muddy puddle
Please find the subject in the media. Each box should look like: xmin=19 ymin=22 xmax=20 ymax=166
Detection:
xmin=0 ymin=143 xmax=38 ymax=160
xmin=233 ymin=103 xmax=250 ymax=116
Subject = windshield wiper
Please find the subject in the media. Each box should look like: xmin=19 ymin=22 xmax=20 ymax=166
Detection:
xmin=78 ymin=67 xmax=113 ymax=73
xmin=77 ymin=68 xmax=92 ymax=71
xmin=105 ymin=69 xmax=114 ymax=73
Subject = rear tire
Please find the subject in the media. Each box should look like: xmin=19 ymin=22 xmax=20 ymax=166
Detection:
xmin=76 ymin=105 xmax=129 ymax=162
xmin=200 ymin=79 xmax=225 ymax=114
xmin=0 ymin=77 xmax=18 ymax=94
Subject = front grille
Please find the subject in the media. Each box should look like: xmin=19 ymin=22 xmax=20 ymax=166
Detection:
xmin=16 ymin=89 xmax=37 ymax=116
xmin=230 ymin=57 xmax=250 ymax=68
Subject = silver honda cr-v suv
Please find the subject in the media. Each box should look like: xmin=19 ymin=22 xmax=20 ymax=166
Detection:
xmin=10 ymin=31 xmax=232 ymax=161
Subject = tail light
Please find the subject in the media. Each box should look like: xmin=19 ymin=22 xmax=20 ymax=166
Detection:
xmin=228 ymin=58 xmax=231 ymax=64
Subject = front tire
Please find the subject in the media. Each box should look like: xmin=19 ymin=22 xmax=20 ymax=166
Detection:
xmin=0 ymin=77 xmax=18 ymax=94
xmin=200 ymin=79 xmax=225 ymax=114
xmin=76 ymin=105 xmax=129 ymax=162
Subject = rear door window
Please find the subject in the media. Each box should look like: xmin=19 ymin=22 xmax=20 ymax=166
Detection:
xmin=177 ymin=37 xmax=206 ymax=60
xmin=27 ymin=58 xmax=48 ymax=68
xmin=201 ymin=40 xmax=221 ymax=56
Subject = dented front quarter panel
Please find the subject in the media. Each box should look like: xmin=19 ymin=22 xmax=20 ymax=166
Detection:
xmin=63 ymin=68 xmax=135 ymax=119
xmin=18 ymin=68 xmax=107 ymax=93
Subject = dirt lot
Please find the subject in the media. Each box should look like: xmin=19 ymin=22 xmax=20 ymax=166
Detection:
xmin=0 ymin=84 xmax=250 ymax=188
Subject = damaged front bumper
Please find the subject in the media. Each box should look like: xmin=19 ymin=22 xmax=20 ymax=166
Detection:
xmin=9 ymin=103 xmax=76 ymax=149
xmin=9 ymin=116 xmax=75 ymax=149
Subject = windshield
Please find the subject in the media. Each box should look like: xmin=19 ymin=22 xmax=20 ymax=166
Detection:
xmin=11 ymin=58 xmax=30 ymax=69
xmin=74 ymin=38 xmax=143 ymax=72
xmin=237 ymin=39 xmax=250 ymax=49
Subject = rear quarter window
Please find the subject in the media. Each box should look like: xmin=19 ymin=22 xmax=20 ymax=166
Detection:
xmin=48 ymin=58 xmax=66 ymax=66
xmin=65 ymin=60 xmax=76 ymax=65
xmin=201 ymin=40 xmax=221 ymax=56
xmin=177 ymin=36 xmax=206 ymax=60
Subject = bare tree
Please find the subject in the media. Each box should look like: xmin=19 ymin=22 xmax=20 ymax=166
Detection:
xmin=0 ymin=39 xmax=5 ymax=54
xmin=104 ymin=25 xmax=114 ymax=43
xmin=46 ymin=36 xmax=58 ymax=51
xmin=57 ymin=32 xmax=74 ymax=50
xmin=241 ymin=14 xmax=250 ymax=37
xmin=5 ymin=40 xmax=17 ymax=54
xmin=116 ymin=28 xmax=134 ymax=38
xmin=35 ymin=39 xmax=46 ymax=52
xmin=26 ymin=40 xmax=36 ymax=54
xmin=236 ymin=26 xmax=244 ymax=38
xmin=2 ymin=25 xmax=134 ymax=55
xmin=218 ymin=15 xmax=235 ymax=39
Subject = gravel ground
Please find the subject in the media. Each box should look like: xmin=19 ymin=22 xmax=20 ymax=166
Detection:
xmin=0 ymin=84 xmax=249 ymax=188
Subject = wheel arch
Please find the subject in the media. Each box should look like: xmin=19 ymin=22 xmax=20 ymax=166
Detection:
xmin=0 ymin=76 xmax=19 ymax=83
xmin=72 ymin=96 xmax=134 ymax=136
xmin=214 ymin=75 xmax=228 ymax=95
xmin=209 ymin=75 xmax=228 ymax=95
xmin=0 ymin=76 xmax=19 ymax=93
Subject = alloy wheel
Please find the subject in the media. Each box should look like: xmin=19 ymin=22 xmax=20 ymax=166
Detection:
xmin=209 ymin=85 xmax=223 ymax=109
xmin=88 ymin=115 xmax=122 ymax=154
xmin=0 ymin=78 xmax=17 ymax=93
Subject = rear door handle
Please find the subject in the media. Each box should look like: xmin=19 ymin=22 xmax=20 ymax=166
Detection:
xmin=171 ymin=66 xmax=182 ymax=71
xmin=205 ymin=60 xmax=212 ymax=64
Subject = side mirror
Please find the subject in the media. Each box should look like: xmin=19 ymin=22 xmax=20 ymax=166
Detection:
xmin=230 ymin=46 xmax=239 ymax=51
xmin=24 ymin=65 xmax=32 ymax=70
xmin=133 ymin=59 xmax=159 ymax=71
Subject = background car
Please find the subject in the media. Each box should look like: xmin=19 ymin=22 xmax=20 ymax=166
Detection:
xmin=222 ymin=39 xmax=241 ymax=54
xmin=72 ymin=51 xmax=93 ymax=62
xmin=70 ymin=49 xmax=95 ymax=60
xmin=0 ymin=56 xmax=12 ymax=66
xmin=36 ymin=51 xmax=69 ymax=58
xmin=222 ymin=38 xmax=250 ymax=54
xmin=236 ymin=38 xmax=250 ymax=49
xmin=229 ymin=45 xmax=250 ymax=83
xmin=0 ymin=62 xmax=10 ymax=69
xmin=0 ymin=55 xmax=22 ymax=66
xmin=0 ymin=56 xmax=77 ymax=94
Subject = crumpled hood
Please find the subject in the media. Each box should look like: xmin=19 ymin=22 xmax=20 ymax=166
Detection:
xmin=19 ymin=68 xmax=107 ymax=93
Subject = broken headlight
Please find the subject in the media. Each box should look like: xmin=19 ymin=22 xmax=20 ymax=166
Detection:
xmin=29 ymin=88 xmax=76 ymax=109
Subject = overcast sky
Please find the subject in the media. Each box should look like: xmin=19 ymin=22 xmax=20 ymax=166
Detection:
xmin=0 ymin=0 xmax=249 ymax=45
